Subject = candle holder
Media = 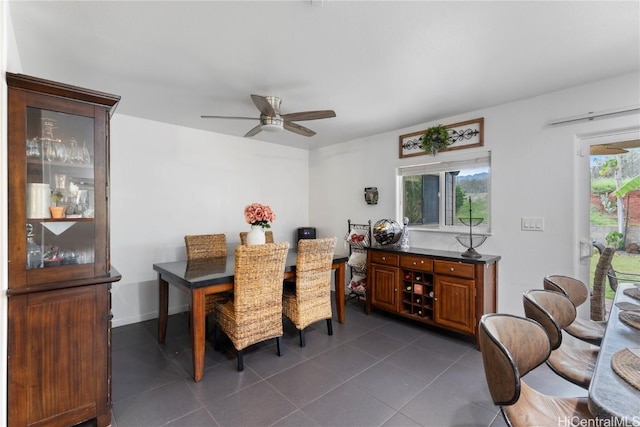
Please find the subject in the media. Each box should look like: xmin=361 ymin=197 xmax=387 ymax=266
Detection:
xmin=456 ymin=198 xmax=488 ymax=258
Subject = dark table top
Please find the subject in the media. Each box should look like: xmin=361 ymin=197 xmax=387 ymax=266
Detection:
xmin=153 ymin=250 xmax=349 ymax=289
xmin=588 ymin=283 xmax=640 ymax=424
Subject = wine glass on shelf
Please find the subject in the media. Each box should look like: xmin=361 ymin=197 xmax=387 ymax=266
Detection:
xmin=68 ymin=138 xmax=81 ymax=163
xmin=26 ymin=138 xmax=41 ymax=158
xmin=81 ymin=140 xmax=91 ymax=165
xmin=53 ymin=139 xmax=66 ymax=162
xmin=43 ymin=139 xmax=56 ymax=161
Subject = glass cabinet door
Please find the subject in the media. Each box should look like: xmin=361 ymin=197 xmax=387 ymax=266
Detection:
xmin=7 ymin=74 xmax=117 ymax=289
xmin=25 ymin=107 xmax=96 ymax=270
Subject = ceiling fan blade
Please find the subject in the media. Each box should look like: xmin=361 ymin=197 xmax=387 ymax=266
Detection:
xmin=244 ymin=125 xmax=263 ymax=138
xmin=282 ymin=110 xmax=336 ymax=121
xmin=201 ymin=115 xmax=258 ymax=120
xmin=284 ymin=121 xmax=316 ymax=137
xmin=250 ymin=94 xmax=276 ymax=116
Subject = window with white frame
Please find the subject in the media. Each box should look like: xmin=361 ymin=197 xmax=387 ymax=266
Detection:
xmin=398 ymin=152 xmax=491 ymax=232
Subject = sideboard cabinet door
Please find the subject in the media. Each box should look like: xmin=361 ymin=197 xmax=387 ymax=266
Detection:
xmin=8 ymin=285 xmax=111 ymax=427
xmin=369 ymin=263 xmax=400 ymax=311
xmin=434 ymin=275 xmax=475 ymax=334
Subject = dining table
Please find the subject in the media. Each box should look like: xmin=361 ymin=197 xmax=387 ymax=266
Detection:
xmin=588 ymin=282 xmax=640 ymax=425
xmin=153 ymin=249 xmax=348 ymax=382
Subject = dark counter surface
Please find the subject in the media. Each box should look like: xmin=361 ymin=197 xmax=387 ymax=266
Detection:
xmin=367 ymin=245 xmax=500 ymax=264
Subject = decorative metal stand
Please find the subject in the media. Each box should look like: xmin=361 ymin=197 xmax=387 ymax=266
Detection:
xmin=456 ymin=198 xmax=488 ymax=258
xmin=346 ymin=219 xmax=371 ymax=302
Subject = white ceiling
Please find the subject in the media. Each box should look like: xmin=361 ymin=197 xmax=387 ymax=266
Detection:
xmin=7 ymin=1 xmax=640 ymax=150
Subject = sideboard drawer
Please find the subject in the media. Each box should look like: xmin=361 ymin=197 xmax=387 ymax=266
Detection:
xmin=400 ymin=255 xmax=433 ymax=272
xmin=434 ymin=260 xmax=475 ymax=279
xmin=370 ymin=251 xmax=399 ymax=266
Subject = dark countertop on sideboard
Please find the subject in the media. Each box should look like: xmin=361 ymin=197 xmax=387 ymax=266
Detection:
xmin=367 ymin=246 xmax=500 ymax=264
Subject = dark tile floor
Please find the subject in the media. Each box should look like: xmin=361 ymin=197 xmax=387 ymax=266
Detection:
xmin=110 ymin=297 xmax=586 ymax=427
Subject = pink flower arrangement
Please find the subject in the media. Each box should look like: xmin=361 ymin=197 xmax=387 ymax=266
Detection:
xmin=244 ymin=202 xmax=276 ymax=228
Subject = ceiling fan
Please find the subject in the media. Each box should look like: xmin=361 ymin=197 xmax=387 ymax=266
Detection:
xmin=201 ymin=94 xmax=336 ymax=138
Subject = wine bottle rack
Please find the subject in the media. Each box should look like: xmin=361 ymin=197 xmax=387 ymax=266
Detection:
xmin=401 ymin=269 xmax=434 ymax=319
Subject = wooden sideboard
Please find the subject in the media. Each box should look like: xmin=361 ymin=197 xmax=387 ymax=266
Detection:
xmin=366 ymin=246 xmax=500 ymax=345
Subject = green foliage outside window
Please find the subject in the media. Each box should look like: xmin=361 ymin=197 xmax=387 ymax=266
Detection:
xmin=455 ymin=185 xmax=466 ymax=210
xmin=403 ymin=176 xmax=423 ymax=224
xmin=456 ymin=194 xmax=489 ymax=225
xmin=606 ymin=231 xmax=624 ymax=249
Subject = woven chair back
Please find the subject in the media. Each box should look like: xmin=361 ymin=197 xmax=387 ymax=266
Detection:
xmin=239 ymin=230 xmax=274 ymax=245
xmin=184 ymin=234 xmax=227 ymax=259
xmin=233 ymin=241 xmax=289 ymax=311
xmin=218 ymin=242 xmax=289 ymax=350
xmin=185 ymin=234 xmax=228 ymax=315
xmin=283 ymin=237 xmax=337 ymax=330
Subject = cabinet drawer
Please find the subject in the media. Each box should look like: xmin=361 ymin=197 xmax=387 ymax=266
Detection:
xmin=434 ymin=260 xmax=475 ymax=279
xmin=370 ymin=251 xmax=399 ymax=266
xmin=400 ymin=255 xmax=433 ymax=272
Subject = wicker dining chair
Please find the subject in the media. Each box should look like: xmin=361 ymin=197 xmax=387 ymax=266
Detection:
xmin=283 ymin=237 xmax=337 ymax=347
xmin=184 ymin=234 xmax=229 ymax=316
xmin=522 ymin=289 xmax=598 ymax=389
xmin=590 ymin=247 xmax=615 ymax=321
xmin=239 ymin=230 xmax=274 ymax=245
xmin=214 ymin=242 xmax=289 ymax=371
xmin=543 ymin=275 xmax=604 ymax=346
xmin=479 ymin=313 xmax=596 ymax=426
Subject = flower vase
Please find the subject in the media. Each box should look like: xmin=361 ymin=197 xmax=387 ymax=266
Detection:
xmin=247 ymin=225 xmax=266 ymax=245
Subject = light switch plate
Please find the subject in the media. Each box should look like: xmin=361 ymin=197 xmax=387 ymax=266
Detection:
xmin=521 ymin=217 xmax=544 ymax=231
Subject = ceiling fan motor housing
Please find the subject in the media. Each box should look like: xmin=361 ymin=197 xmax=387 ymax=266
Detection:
xmin=265 ymin=96 xmax=282 ymax=113
xmin=260 ymin=115 xmax=284 ymax=131
xmin=260 ymin=96 xmax=283 ymax=131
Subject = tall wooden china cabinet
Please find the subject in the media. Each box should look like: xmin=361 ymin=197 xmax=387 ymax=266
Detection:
xmin=6 ymin=73 xmax=121 ymax=427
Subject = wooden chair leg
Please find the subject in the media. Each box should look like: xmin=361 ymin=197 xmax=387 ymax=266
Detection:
xmin=326 ymin=319 xmax=333 ymax=336
xmin=237 ymin=350 xmax=244 ymax=371
xmin=276 ymin=337 xmax=284 ymax=356
xmin=298 ymin=329 xmax=306 ymax=347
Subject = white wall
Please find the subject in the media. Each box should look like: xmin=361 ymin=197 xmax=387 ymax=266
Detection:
xmin=309 ymin=72 xmax=640 ymax=317
xmin=109 ymin=115 xmax=310 ymax=326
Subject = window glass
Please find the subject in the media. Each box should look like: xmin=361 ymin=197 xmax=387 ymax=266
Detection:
xmin=399 ymin=153 xmax=491 ymax=231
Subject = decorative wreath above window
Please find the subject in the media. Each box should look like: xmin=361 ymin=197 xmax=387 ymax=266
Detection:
xmin=421 ymin=124 xmax=451 ymax=156
xmin=398 ymin=117 xmax=484 ymax=159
